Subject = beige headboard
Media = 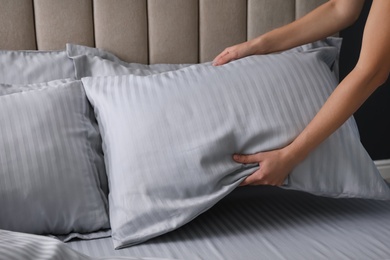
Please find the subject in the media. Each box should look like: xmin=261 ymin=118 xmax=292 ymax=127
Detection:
xmin=0 ymin=0 xmax=326 ymax=64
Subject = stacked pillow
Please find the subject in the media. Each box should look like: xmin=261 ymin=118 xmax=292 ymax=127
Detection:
xmin=0 ymin=47 xmax=191 ymax=241
xmin=0 ymin=50 xmax=75 ymax=84
xmin=0 ymin=50 xmax=109 ymax=241
xmin=0 ymin=80 xmax=109 ymax=238
xmin=2 ymin=40 xmax=389 ymax=250
xmin=66 ymin=43 xmax=191 ymax=78
xmin=0 ymin=46 xmax=191 ymax=240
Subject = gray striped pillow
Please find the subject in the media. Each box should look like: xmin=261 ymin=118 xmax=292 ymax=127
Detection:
xmin=66 ymin=43 xmax=191 ymax=78
xmin=0 ymin=78 xmax=74 ymax=95
xmin=0 ymin=80 xmax=109 ymax=238
xmin=0 ymin=50 xmax=75 ymax=84
xmin=66 ymin=38 xmax=341 ymax=80
xmin=82 ymin=46 xmax=390 ymax=248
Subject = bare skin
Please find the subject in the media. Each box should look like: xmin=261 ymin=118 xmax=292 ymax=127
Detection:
xmin=213 ymin=0 xmax=390 ymax=186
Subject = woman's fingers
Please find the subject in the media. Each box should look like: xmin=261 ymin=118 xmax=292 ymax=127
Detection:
xmin=213 ymin=46 xmax=240 ymax=66
xmin=213 ymin=51 xmax=232 ymax=66
xmin=213 ymin=49 xmax=228 ymax=62
xmin=239 ymin=170 xmax=260 ymax=186
xmin=235 ymin=149 xmax=291 ymax=187
xmin=233 ymin=153 xmax=261 ymax=164
xmin=213 ymin=41 xmax=255 ymax=66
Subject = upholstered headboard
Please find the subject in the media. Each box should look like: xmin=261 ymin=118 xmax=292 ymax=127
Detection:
xmin=1 ymin=0 xmax=326 ymax=64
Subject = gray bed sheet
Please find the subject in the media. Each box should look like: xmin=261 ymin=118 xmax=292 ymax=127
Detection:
xmin=66 ymin=186 xmax=390 ymax=260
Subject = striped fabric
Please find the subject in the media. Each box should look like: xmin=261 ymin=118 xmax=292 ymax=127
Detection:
xmin=0 ymin=50 xmax=75 ymax=84
xmin=0 ymin=229 xmax=168 ymax=260
xmin=82 ymin=46 xmax=390 ymax=249
xmin=66 ymin=39 xmax=340 ymax=80
xmin=66 ymin=43 xmax=191 ymax=79
xmin=0 ymin=229 xmax=91 ymax=260
xmin=66 ymin=186 xmax=390 ymax=260
xmin=284 ymin=37 xmax=341 ymax=80
xmin=0 ymin=80 xmax=109 ymax=238
xmin=0 ymin=78 xmax=73 ymax=95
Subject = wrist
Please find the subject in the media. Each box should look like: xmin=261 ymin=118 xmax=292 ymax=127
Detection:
xmin=250 ymin=35 xmax=272 ymax=55
xmin=281 ymin=142 xmax=310 ymax=167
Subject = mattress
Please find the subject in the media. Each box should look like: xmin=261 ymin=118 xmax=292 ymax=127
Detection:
xmin=66 ymin=185 xmax=390 ymax=260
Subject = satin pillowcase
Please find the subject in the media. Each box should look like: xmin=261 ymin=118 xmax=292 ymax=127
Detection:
xmin=0 ymin=80 xmax=109 ymax=239
xmin=82 ymin=47 xmax=390 ymax=249
xmin=0 ymin=50 xmax=75 ymax=84
xmin=66 ymin=38 xmax=341 ymax=79
xmin=66 ymin=43 xmax=191 ymax=78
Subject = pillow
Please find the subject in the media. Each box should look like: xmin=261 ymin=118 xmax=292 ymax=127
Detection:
xmin=286 ymin=37 xmax=342 ymax=80
xmin=0 ymin=80 xmax=109 ymax=239
xmin=66 ymin=38 xmax=341 ymax=79
xmin=0 ymin=50 xmax=75 ymax=84
xmin=66 ymin=43 xmax=191 ymax=78
xmin=81 ymin=46 xmax=390 ymax=248
xmin=0 ymin=78 xmax=73 ymax=95
xmin=0 ymin=79 xmax=109 ymax=201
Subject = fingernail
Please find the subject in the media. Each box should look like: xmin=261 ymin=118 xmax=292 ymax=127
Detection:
xmin=233 ymin=154 xmax=239 ymax=160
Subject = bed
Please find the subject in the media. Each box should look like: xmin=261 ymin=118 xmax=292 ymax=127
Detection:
xmin=1 ymin=0 xmax=390 ymax=259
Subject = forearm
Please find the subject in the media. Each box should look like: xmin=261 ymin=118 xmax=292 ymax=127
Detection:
xmin=213 ymin=0 xmax=365 ymax=66
xmin=283 ymin=0 xmax=390 ymax=165
xmin=250 ymin=0 xmax=364 ymax=54
xmin=284 ymin=68 xmax=384 ymax=165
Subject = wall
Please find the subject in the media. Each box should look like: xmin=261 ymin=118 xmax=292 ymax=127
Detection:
xmin=339 ymin=0 xmax=390 ymax=160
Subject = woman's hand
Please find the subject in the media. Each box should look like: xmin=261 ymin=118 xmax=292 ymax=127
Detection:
xmin=213 ymin=1 xmax=365 ymax=67
xmin=213 ymin=40 xmax=258 ymax=66
xmin=233 ymin=148 xmax=296 ymax=186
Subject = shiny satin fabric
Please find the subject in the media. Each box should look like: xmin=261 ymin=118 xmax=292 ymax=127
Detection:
xmin=0 ymin=80 xmax=109 ymax=238
xmin=82 ymin=46 xmax=390 ymax=249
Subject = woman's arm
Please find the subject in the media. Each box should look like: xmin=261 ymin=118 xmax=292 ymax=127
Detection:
xmin=234 ymin=0 xmax=390 ymax=186
xmin=213 ymin=0 xmax=364 ymax=66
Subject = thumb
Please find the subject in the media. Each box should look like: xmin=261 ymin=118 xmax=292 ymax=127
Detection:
xmin=233 ymin=153 xmax=260 ymax=164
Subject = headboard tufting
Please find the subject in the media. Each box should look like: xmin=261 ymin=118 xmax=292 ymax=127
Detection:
xmin=0 ymin=0 xmax=326 ymax=64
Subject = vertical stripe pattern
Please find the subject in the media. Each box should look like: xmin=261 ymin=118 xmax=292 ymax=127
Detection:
xmin=0 ymin=50 xmax=75 ymax=84
xmin=82 ymin=46 xmax=390 ymax=249
xmin=66 ymin=186 xmax=390 ymax=260
xmin=0 ymin=81 xmax=109 ymax=237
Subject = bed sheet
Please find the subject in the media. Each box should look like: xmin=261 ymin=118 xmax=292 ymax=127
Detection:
xmin=66 ymin=185 xmax=390 ymax=260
